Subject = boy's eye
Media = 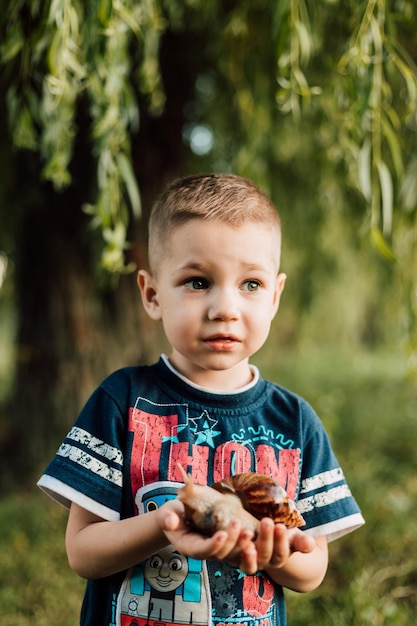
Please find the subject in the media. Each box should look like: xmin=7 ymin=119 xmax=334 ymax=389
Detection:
xmin=242 ymin=280 xmax=261 ymax=292
xmin=184 ymin=278 xmax=209 ymax=290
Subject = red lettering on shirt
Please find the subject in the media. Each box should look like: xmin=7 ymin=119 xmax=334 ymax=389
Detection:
xmin=169 ymin=444 xmax=210 ymax=483
xmin=242 ymin=574 xmax=275 ymax=615
xmin=212 ymin=442 xmax=252 ymax=480
xmin=128 ymin=406 xmax=301 ymax=507
xmin=129 ymin=407 xmax=181 ymax=500
xmin=276 ymin=448 xmax=300 ymax=499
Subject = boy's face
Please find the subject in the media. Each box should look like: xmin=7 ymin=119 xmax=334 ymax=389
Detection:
xmin=138 ymin=219 xmax=286 ymax=389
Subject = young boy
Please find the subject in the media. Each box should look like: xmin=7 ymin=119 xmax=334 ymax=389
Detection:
xmin=38 ymin=173 xmax=364 ymax=626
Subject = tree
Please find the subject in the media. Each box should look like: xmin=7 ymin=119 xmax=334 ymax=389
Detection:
xmin=1 ymin=0 xmax=416 ymax=482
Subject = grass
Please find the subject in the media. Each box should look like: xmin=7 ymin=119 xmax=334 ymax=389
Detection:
xmin=0 ymin=494 xmax=85 ymax=625
xmin=1 ymin=346 xmax=416 ymax=625
xmin=260 ymin=346 xmax=417 ymax=625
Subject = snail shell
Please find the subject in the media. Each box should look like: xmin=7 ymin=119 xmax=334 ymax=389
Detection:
xmin=176 ymin=465 xmax=305 ymax=536
xmin=211 ymin=473 xmax=305 ymax=529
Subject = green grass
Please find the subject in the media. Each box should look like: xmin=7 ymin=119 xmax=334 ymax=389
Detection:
xmin=262 ymin=347 xmax=417 ymax=625
xmin=1 ymin=347 xmax=416 ymax=625
xmin=0 ymin=494 xmax=85 ymax=625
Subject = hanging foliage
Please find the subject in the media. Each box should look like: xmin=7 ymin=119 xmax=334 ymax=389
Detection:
xmin=1 ymin=0 xmax=416 ymax=274
xmin=1 ymin=0 xmax=172 ymax=272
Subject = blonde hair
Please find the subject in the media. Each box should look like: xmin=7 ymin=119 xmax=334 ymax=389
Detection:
xmin=148 ymin=173 xmax=281 ymax=273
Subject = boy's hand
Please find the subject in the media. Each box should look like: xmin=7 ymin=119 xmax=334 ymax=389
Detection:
xmin=158 ymin=501 xmax=314 ymax=575
xmin=238 ymin=517 xmax=316 ymax=575
xmin=158 ymin=500 xmax=255 ymax=563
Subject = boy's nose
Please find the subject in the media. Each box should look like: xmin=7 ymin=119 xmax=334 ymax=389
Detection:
xmin=207 ymin=289 xmax=240 ymax=321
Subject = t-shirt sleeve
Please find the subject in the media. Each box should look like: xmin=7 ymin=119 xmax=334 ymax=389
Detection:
xmin=297 ymin=400 xmax=365 ymax=542
xmin=37 ymin=379 xmax=127 ymax=522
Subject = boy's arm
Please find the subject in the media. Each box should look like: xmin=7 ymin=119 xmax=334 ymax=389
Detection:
xmin=66 ymin=501 xmax=327 ymax=590
xmin=241 ymin=518 xmax=328 ymax=592
xmin=264 ymin=533 xmax=328 ymax=592
xmin=65 ymin=502 xmax=168 ymax=579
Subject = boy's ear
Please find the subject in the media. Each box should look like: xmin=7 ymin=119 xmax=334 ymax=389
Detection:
xmin=271 ymin=272 xmax=287 ymax=318
xmin=137 ymin=270 xmax=162 ymax=320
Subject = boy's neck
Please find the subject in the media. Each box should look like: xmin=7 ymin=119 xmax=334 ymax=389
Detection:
xmin=162 ymin=354 xmax=258 ymax=393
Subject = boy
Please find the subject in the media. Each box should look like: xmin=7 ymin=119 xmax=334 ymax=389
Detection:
xmin=38 ymin=173 xmax=364 ymax=626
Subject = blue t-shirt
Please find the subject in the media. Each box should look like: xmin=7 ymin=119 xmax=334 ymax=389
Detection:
xmin=38 ymin=356 xmax=364 ymax=626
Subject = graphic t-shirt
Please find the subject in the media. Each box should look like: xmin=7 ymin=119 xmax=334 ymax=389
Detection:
xmin=38 ymin=356 xmax=364 ymax=626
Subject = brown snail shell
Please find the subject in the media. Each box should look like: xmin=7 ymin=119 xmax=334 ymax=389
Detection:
xmin=177 ymin=464 xmax=305 ymax=537
xmin=211 ymin=473 xmax=305 ymax=529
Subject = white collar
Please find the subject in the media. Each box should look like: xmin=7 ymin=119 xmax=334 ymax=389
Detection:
xmin=161 ymin=354 xmax=259 ymax=395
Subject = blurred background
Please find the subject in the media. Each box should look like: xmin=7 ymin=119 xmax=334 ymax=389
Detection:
xmin=0 ymin=1 xmax=416 ymax=624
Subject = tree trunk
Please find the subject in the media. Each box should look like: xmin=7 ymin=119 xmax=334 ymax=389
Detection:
xmin=2 ymin=25 xmax=200 ymax=488
xmin=5 ymin=152 xmax=150 ymax=486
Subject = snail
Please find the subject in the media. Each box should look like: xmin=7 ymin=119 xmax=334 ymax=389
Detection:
xmin=177 ymin=464 xmax=305 ymax=537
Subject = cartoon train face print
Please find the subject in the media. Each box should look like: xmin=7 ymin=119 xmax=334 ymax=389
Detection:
xmin=116 ymin=482 xmax=211 ymax=626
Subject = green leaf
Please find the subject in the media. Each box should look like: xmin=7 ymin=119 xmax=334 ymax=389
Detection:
xmin=370 ymin=226 xmax=396 ymax=262
xmin=294 ymin=20 xmax=312 ymax=66
xmin=385 ymin=39 xmax=417 ymax=116
xmin=113 ymin=1 xmax=141 ymax=36
xmin=377 ymin=160 xmax=393 ymax=235
xmin=399 ymin=157 xmax=417 ymax=212
xmin=381 ymin=109 xmax=403 ymax=178
xmin=15 ymin=107 xmax=38 ymax=150
xmin=0 ymin=24 xmax=24 ymax=63
xmin=115 ymin=152 xmax=141 ymax=219
xmin=358 ymin=139 xmax=372 ymax=202
xmin=97 ymin=0 xmax=113 ymax=26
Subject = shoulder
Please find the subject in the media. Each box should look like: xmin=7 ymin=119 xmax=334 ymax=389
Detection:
xmin=100 ymin=365 xmax=142 ymax=391
xmin=89 ymin=359 xmax=181 ymax=415
xmin=262 ymin=378 xmax=322 ymax=423
xmin=76 ymin=364 xmax=158 ymax=422
xmin=98 ymin=363 xmax=158 ymax=398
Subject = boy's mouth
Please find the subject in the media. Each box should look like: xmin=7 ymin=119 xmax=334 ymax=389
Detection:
xmin=204 ymin=335 xmax=240 ymax=351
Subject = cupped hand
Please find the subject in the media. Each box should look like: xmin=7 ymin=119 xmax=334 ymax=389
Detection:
xmin=157 ymin=502 xmax=315 ymax=576
xmin=239 ymin=518 xmax=316 ymax=574
xmin=157 ymin=499 xmax=255 ymax=563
